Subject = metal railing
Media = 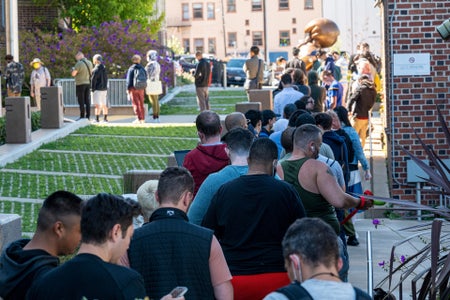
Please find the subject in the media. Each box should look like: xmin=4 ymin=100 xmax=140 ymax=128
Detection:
xmin=54 ymin=78 xmax=129 ymax=107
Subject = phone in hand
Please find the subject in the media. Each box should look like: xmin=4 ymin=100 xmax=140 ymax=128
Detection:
xmin=170 ymin=286 xmax=188 ymax=298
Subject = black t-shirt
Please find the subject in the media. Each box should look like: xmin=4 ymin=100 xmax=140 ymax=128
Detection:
xmin=202 ymin=174 xmax=306 ymax=275
xmin=27 ymin=253 xmax=146 ymax=300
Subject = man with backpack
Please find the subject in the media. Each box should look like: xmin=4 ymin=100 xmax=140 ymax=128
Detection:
xmin=126 ymin=54 xmax=148 ymax=124
xmin=263 ymin=218 xmax=371 ymax=300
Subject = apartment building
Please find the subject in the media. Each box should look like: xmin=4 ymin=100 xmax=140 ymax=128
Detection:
xmin=164 ymin=0 xmax=322 ymax=62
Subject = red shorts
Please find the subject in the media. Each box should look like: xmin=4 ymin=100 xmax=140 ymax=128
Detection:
xmin=232 ymin=272 xmax=290 ymax=300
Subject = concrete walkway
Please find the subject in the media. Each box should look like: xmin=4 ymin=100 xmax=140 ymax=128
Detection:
xmin=0 ymin=87 xmax=426 ymax=298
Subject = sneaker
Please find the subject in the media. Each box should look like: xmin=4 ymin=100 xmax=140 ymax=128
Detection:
xmin=76 ymin=117 xmax=84 ymax=121
xmin=91 ymin=119 xmax=98 ymax=123
xmin=154 ymin=118 xmax=160 ymax=123
xmin=140 ymin=120 xmax=146 ymax=124
xmin=347 ymin=236 xmax=360 ymax=246
xmin=132 ymin=119 xmax=140 ymax=124
xmin=103 ymin=119 xmax=108 ymax=123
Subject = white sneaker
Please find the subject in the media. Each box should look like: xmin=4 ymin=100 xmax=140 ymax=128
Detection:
xmin=132 ymin=119 xmax=140 ymax=124
xmin=140 ymin=120 xmax=146 ymax=124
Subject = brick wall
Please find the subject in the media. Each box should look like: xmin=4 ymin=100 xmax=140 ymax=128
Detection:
xmin=383 ymin=0 xmax=450 ymax=205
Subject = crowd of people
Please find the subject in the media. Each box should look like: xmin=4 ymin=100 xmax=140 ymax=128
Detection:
xmin=0 ymin=42 xmax=381 ymax=299
xmin=3 ymin=49 xmax=164 ymax=124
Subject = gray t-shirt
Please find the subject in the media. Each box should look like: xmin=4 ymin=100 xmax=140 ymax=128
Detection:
xmin=263 ymin=279 xmax=356 ymax=300
xmin=73 ymin=58 xmax=93 ymax=85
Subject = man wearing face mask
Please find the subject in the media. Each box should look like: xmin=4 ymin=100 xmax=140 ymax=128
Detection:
xmin=263 ymin=218 xmax=371 ymax=300
xmin=202 ymin=138 xmax=306 ymax=300
xmin=29 ymin=58 xmax=51 ymax=110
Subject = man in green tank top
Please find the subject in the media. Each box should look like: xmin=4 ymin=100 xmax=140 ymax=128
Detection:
xmin=277 ymin=124 xmax=373 ymax=233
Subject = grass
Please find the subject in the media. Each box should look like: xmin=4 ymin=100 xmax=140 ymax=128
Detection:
xmin=160 ymin=88 xmax=248 ymax=115
xmin=0 ymin=125 xmax=199 ymax=233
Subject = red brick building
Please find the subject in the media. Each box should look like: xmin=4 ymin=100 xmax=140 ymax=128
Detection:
xmin=381 ymin=0 xmax=450 ymax=204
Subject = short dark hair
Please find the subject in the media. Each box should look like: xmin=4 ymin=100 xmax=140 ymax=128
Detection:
xmin=245 ymin=109 xmax=262 ymax=128
xmin=314 ymin=112 xmax=333 ymax=130
xmin=157 ymin=167 xmax=194 ymax=205
xmin=281 ymin=127 xmax=296 ymax=154
xmin=280 ymin=73 xmax=292 ymax=85
xmin=248 ymin=138 xmax=278 ymax=165
xmin=250 ymin=46 xmax=260 ymax=55
xmin=223 ymin=127 xmax=254 ymax=157
xmin=283 ymin=104 xmax=297 ymax=119
xmin=294 ymin=112 xmax=316 ymax=128
xmin=196 ymin=110 xmax=221 ymax=138
xmin=282 ymin=218 xmax=339 ymax=269
xmin=81 ymin=194 xmax=141 ymax=244
xmin=37 ymin=191 xmax=83 ymax=231
xmin=288 ymin=109 xmax=309 ymax=127
xmin=293 ymin=124 xmax=322 ymax=150
xmin=5 ymin=54 xmax=13 ymax=61
xmin=292 ymin=47 xmax=300 ymax=56
xmin=261 ymin=109 xmax=277 ymax=126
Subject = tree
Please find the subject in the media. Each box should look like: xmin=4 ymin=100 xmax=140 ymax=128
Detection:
xmin=33 ymin=0 xmax=163 ymax=33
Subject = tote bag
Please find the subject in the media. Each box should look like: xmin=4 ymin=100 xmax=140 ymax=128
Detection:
xmin=146 ymin=80 xmax=162 ymax=95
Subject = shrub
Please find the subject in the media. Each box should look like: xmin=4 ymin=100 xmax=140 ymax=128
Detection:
xmin=18 ymin=20 xmax=175 ymax=87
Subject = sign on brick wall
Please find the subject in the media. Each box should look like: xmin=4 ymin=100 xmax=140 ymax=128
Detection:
xmin=393 ymin=53 xmax=430 ymax=76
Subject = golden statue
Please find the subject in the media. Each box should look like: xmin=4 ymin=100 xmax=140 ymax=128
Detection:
xmin=298 ymin=18 xmax=340 ymax=71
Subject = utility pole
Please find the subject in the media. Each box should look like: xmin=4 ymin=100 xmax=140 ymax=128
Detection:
xmin=221 ymin=0 xmax=227 ymax=58
xmin=5 ymin=0 xmax=19 ymax=60
xmin=263 ymin=0 xmax=269 ymax=62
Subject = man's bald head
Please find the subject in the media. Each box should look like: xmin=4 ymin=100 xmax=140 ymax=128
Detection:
xmin=225 ymin=112 xmax=247 ymax=131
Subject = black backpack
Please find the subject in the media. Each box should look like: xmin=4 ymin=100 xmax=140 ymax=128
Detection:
xmin=335 ymin=128 xmax=355 ymax=164
xmin=133 ymin=65 xmax=147 ymax=90
xmin=277 ymin=282 xmax=372 ymax=300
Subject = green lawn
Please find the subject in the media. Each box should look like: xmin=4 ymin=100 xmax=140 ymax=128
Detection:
xmin=0 ymin=125 xmax=198 ymax=234
xmin=160 ymin=88 xmax=248 ymax=115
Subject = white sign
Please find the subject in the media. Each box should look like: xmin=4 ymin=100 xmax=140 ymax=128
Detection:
xmin=393 ymin=53 xmax=430 ymax=76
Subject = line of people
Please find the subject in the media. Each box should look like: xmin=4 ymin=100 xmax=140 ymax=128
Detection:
xmin=0 ymin=109 xmax=375 ymax=299
xmin=3 ymin=50 xmax=163 ymax=124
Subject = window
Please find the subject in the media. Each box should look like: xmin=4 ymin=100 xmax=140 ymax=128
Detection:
xmin=245 ymin=19 xmax=249 ymax=26
xmin=279 ymin=0 xmax=289 ymax=10
xmin=227 ymin=0 xmax=236 ymax=12
xmin=194 ymin=38 xmax=204 ymax=53
xmin=246 ymin=30 xmax=250 ymax=36
xmin=252 ymin=31 xmax=263 ymax=46
xmin=292 ymin=18 xmax=296 ymax=24
xmin=279 ymin=31 xmax=290 ymax=46
xmin=208 ymin=38 xmax=216 ymax=54
xmin=292 ymin=28 xmax=297 ymax=34
xmin=183 ymin=38 xmax=190 ymax=53
xmin=193 ymin=3 xmax=203 ymax=19
xmin=304 ymin=0 xmax=313 ymax=9
xmin=207 ymin=3 xmax=215 ymax=19
xmin=252 ymin=0 xmax=262 ymax=11
xmin=182 ymin=3 xmax=189 ymax=21
xmin=228 ymin=32 xmax=237 ymax=47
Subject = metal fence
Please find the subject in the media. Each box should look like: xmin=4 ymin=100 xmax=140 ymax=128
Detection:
xmin=54 ymin=79 xmax=129 ymax=107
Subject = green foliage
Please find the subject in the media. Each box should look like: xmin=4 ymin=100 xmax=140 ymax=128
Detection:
xmin=32 ymin=0 xmax=163 ymax=31
xmin=74 ymin=125 xmax=197 ymax=137
xmin=19 ymin=21 xmax=175 ymax=87
xmin=167 ymin=36 xmax=186 ymax=56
